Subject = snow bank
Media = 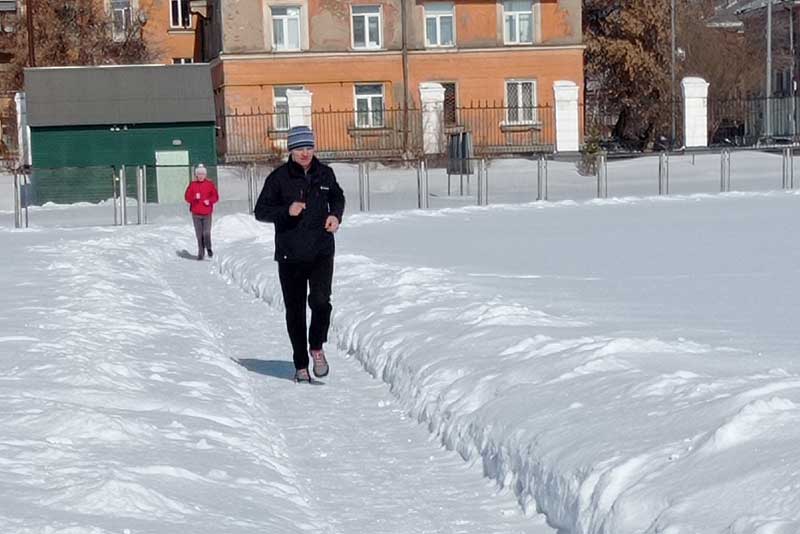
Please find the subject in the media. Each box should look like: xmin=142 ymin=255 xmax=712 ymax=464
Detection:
xmin=215 ymin=191 xmax=800 ymax=534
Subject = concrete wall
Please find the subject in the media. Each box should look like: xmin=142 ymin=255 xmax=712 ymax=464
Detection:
xmin=217 ymin=54 xmax=404 ymax=113
xmin=543 ymin=0 xmax=582 ymax=45
xmin=409 ymin=47 xmax=583 ymax=107
xmin=220 ymin=0 xmax=268 ymax=53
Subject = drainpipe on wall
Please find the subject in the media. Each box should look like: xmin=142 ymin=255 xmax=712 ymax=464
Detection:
xmin=401 ymin=0 xmax=410 ymax=156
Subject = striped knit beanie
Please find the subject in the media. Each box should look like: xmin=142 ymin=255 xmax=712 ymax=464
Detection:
xmin=287 ymin=125 xmax=315 ymax=151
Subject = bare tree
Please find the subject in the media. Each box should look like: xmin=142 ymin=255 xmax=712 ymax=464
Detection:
xmin=0 ymin=0 xmax=154 ymax=92
xmin=584 ymin=0 xmax=756 ymax=150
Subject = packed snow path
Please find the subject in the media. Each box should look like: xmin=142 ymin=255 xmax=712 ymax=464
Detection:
xmin=163 ymin=227 xmax=552 ymax=534
xmin=0 ymin=222 xmax=551 ymax=533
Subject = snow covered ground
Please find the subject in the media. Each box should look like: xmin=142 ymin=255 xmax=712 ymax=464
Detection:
xmin=2 ymin=153 xmax=800 ymax=533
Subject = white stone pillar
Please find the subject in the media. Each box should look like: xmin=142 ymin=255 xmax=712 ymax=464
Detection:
xmin=286 ymin=89 xmax=313 ymax=128
xmin=682 ymin=77 xmax=710 ymax=148
xmin=15 ymin=92 xmax=31 ymax=167
xmin=553 ymin=81 xmax=580 ymax=153
xmin=419 ymin=82 xmax=445 ymax=155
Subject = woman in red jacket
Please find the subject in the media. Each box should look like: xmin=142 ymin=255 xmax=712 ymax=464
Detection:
xmin=184 ymin=164 xmax=219 ymax=260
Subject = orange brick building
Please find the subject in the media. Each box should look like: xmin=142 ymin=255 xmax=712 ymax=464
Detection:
xmin=107 ymin=0 xmax=200 ymax=63
xmin=193 ymin=0 xmax=583 ymax=159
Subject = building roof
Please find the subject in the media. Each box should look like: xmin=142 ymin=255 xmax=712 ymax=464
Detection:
xmin=734 ymin=0 xmax=800 ymax=15
xmin=707 ymin=0 xmax=748 ymax=28
xmin=24 ymin=64 xmax=215 ymax=128
xmin=0 ymin=1 xmax=16 ymax=12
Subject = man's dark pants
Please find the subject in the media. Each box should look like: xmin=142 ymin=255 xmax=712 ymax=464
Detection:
xmin=278 ymin=255 xmax=334 ymax=370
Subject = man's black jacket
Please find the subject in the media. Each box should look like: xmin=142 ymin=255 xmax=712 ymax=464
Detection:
xmin=254 ymin=156 xmax=346 ymax=262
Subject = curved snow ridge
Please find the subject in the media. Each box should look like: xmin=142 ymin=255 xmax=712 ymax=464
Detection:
xmin=699 ymin=397 xmax=800 ymax=454
xmin=728 ymin=516 xmax=800 ymax=534
xmin=1 ymin=227 xmax=320 ymax=533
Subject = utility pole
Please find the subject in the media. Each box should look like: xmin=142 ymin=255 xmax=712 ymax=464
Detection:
xmin=766 ymin=0 xmax=773 ymax=139
xmin=789 ymin=5 xmax=796 ymax=139
xmin=670 ymin=0 xmax=676 ymax=149
xmin=401 ymin=0 xmax=410 ymax=155
xmin=26 ymin=0 xmax=36 ymax=67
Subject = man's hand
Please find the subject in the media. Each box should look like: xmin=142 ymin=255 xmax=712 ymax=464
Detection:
xmin=289 ymin=202 xmax=306 ymax=217
xmin=324 ymin=215 xmax=340 ymax=233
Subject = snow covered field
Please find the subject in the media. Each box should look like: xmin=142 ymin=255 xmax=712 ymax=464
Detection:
xmin=2 ymin=154 xmax=800 ymax=533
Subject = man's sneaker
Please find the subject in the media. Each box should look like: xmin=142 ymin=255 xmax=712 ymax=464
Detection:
xmin=310 ymin=349 xmax=329 ymax=378
xmin=295 ymin=368 xmax=311 ymax=383
xmin=207 ymin=248 xmax=214 ymax=258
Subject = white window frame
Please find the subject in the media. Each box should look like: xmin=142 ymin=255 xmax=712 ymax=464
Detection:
xmin=270 ymin=5 xmax=302 ymax=51
xmin=173 ymin=57 xmax=194 ymax=64
xmin=505 ymin=79 xmax=538 ymax=125
xmin=273 ymin=85 xmax=304 ymax=131
xmin=170 ymin=0 xmax=191 ymax=29
xmin=354 ymin=84 xmax=385 ymax=128
xmin=425 ymin=2 xmax=455 ymax=48
xmin=111 ymin=0 xmax=131 ymax=41
xmin=351 ymin=5 xmax=383 ymax=50
xmin=503 ymin=0 xmax=534 ymax=45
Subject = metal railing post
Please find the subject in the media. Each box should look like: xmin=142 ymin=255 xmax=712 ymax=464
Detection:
xmin=112 ymin=166 xmax=119 ymax=226
xmin=22 ymin=171 xmax=29 ymax=228
xmin=658 ymin=151 xmax=670 ymax=195
xmin=423 ymin=159 xmax=430 ymax=208
xmin=537 ymin=154 xmax=548 ymax=201
xmin=476 ymin=160 xmax=483 ymax=206
xmin=782 ymin=147 xmax=793 ymax=189
xmin=482 ymin=159 xmax=488 ymax=205
xmin=13 ymin=170 xmax=22 ymax=228
xmin=246 ymin=164 xmax=254 ymax=214
xmin=357 ymin=162 xmax=370 ymax=212
xmin=596 ymin=152 xmax=608 ymax=199
xmin=476 ymin=159 xmax=488 ymax=206
xmin=119 ymin=165 xmax=128 ymax=225
xmin=364 ymin=162 xmax=371 ymax=211
xmin=143 ymin=165 xmax=148 ymax=223
xmin=417 ymin=159 xmax=429 ymax=209
xmin=357 ymin=163 xmax=364 ymax=212
xmin=136 ymin=165 xmax=145 ymax=224
xmin=720 ymin=149 xmax=731 ymax=192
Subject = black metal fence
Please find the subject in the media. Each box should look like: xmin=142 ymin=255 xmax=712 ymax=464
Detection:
xmin=583 ymin=95 xmax=800 ymax=152
xmin=218 ymin=104 xmax=556 ymax=162
xmin=708 ymin=96 xmax=800 ymax=146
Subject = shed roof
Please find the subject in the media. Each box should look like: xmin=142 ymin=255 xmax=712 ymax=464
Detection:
xmin=24 ymin=64 xmax=215 ymax=128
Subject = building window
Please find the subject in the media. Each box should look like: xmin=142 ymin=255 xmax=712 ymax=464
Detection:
xmin=173 ymin=57 xmax=194 ymax=64
xmin=271 ymin=6 xmax=301 ymax=51
xmin=355 ymin=84 xmax=385 ymax=128
xmin=111 ymin=0 xmax=131 ymax=41
xmin=425 ymin=2 xmax=454 ymax=47
xmin=274 ymin=86 xmax=304 ymax=131
xmin=506 ymin=80 xmax=537 ymax=124
xmin=352 ymin=5 xmax=382 ymax=49
xmin=441 ymin=82 xmax=457 ymax=126
xmin=503 ymin=0 xmax=533 ymax=44
xmin=170 ymin=0 xmax=191 ymax=28
xmin=775 ymin=68 xmax=792 ymax=97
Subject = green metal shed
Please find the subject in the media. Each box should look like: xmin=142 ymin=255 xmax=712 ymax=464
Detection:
xmin=24 ymin=64 xmax=217 ymax=205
